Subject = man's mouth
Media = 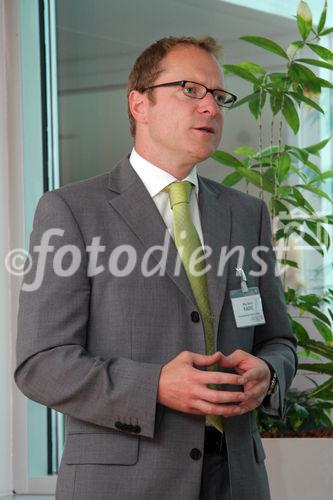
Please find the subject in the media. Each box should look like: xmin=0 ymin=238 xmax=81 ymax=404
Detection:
xmin=194 ymin=127 xmax=215 ymax=134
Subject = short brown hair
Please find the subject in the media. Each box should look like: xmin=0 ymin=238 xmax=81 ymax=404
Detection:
xmin=127 ymin=36 xmax=223 ymax=137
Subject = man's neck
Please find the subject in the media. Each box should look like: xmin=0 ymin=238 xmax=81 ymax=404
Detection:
xmin=134 ymin=145 xmax=196 ymax=180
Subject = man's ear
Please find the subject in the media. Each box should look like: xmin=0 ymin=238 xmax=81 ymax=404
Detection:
xmin=128 ymin=90 xmax=149 ymax=126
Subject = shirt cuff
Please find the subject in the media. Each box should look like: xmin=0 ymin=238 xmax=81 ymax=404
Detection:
xmin=260 ymin=381 xmax=280 ymax=416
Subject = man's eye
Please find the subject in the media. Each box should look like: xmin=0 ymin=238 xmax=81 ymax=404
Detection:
xmin=184 ymin=86 xmax=196 ymax=94
xmin=215 ymin=94 xmax=226 ymax=105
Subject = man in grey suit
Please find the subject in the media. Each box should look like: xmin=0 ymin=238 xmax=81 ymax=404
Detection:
xmin=15 ymin=36 xmax=297 ymax=499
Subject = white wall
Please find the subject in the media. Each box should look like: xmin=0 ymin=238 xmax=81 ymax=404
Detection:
xmin=0 ymin=0 xmax=25 ymax=495
xmin=0 ymin=0 xmax=12 ymax=494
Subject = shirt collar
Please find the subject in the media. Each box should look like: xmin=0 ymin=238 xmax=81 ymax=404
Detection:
xmin=129 ymin=148 xmax=199 ymax=198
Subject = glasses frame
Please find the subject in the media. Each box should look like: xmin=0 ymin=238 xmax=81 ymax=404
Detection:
xmin=142 ymin=80 xmax=237 ymax=108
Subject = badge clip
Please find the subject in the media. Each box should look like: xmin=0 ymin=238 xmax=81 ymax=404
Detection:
xmin=235 ymin=267 xmax=248 ymax=293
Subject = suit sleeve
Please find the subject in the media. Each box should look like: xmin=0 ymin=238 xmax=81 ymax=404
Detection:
xmin=14 ymin=191 xmax=163 ymax=439
xmin=252 ymin=200 xmax=298 ymax=418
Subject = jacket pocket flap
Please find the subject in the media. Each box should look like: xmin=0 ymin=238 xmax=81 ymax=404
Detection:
xmin=252 ymin=430 xmax=266 ymax=463
xmin=63 ymin=432 xmax=139 ymax=465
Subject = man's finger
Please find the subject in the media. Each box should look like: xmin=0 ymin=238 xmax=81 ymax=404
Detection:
xmin=191 ymin=351 xmax=222 ymax=366
xmin=194 ymin=400 xmax=247 ymax=417
xmin=196 ymin=387 xmax=246 ymax=404
xmin=218 ymin=349 xmax=249 ymax=368
xmin=239 ymin=398 xmax=262 ymax=412
xmin=243 ymin=381 xmax=269 ymax=400
xmin=194 ymin=370 xmax=245 ymax=386
xmin=243 ymin=367 xmax=266 ymax=383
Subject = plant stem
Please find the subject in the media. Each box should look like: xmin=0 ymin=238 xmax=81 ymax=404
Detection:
xmin=270 ymin=96 xmax=276 ymax=241
xmin=258 ymin=87 xmax=264 ymax=200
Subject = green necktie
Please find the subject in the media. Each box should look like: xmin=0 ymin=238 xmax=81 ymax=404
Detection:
xmin=164 ymin=181 xmax=223 ymax=432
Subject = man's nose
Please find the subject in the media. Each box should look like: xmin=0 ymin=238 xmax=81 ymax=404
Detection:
xmin=197 ymin=91 xmax=221 ymax=115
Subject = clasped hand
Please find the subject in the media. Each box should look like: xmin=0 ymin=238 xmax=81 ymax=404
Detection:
xmin=157 ymin=350 xmax=271 ymax=417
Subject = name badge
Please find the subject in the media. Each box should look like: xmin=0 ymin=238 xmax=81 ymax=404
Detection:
xmin=230 ymin=287 xmax=266 ymax=328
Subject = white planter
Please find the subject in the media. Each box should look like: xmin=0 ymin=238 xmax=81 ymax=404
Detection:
xmin=263 ymin=438 xmax=333 ymax=500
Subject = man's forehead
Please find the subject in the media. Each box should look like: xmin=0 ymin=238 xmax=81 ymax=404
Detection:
xmin=158 ymin=45 xmax=224 ymax=84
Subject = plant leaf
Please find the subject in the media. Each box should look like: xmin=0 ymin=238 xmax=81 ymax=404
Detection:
xmin=268 ymin=72 xmax=289 ymax=87
xmin=299 ymin=362 xmax=333 ymax=375
xmin=234 ymin=166 xmax=274 ymax=193
xmin=305 ymin=220 xmax=330 ymax=250
xmin=223 ymin=64 xmax=258 ymax=83
xmin=320 ymin=169 xmax=333 ymax=181
xmin=295 ymin=184 xmax=333 ymax=203
xmin=279 ymin=258 xmax=299 ymax=268
xmin=237 ymin=61 xmax=266 ymax=75
xmin=303 ymin=159 xmax=322 ymax=175
xmin=211 ymin=150 xmax=243 ymax=168
xmin=234 ymin=146 xmax=256 ymax=156
xmin=230 ymin=93 xmax=257 ymax=110
xmin=222 ymin=171 xmax=243 ymax=187
xmin=285 ymin=289 xmax=297 ymax=303
xmin=313 ymin=318 xmax=333 ymax=342
xmin=256 ymin=145 xmax=280 ymax=158
xmin=306 ymin=43 xmax=333 ymax=61
xmin=290 ymin=164 xmax=308 ymax=182
xmin=295 ymin=58 xmax=333 ymax=70
xmin=285 ymin=144 xmax=309 ymax=162
xmin=289 ymin=62 xmax=322 ymax=94
xmin=298 ymin=339 xmax=333 ymax=359
xmin=249 ymin=91 xmax=266 ymax=119
xmin=291 ymin=188 xmax=315 ymax=214
xmin=282 ymin=95 xmax=300 ymax=133
xmin=310 ymin=169 xmax=333 ymax=184
xmin=299 ymin=304 xmax=331 ymax=325
xmin=240 ymin=36 xmax=289 ymax=60
xmin=277 ymin=152 xmax=291 ymax=182
xmin=287 ymin=41 xmax=305 ymax=59
xmin=308 ymin=378 xmax=333 ymax=399
xmin=294 ymin=229 xmax=324 ymax=255
xmin=318 ymin=0 xmax=327 ymax=34
xmin=298 ymin=293 xmax=322 ymax=306
xmin=318 ymin=77 xmax=333 ymax=89
xmin=269 ymin=93 xmax=282 ymax=115
xmin=297 ymin=1 xmax=313 ymax=40
xmin=320 ymin=27 xmax=333 ymax=36
xmin=291 ymin=319 xmax=310 ymax=342
xmin=286 ymin=90 xmax=324 ymax=113
xmin=272 ymin=199 xmax=289 ymax=214
xmin=304 ymin=136 xmax=331 ymax=155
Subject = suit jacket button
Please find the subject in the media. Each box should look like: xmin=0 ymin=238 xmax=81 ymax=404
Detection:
xmin=132 ymin=425 xmax=141 ymax=434
xmin=191 ymin=311 xmax=200 ymax=323
xmin=190 ymin=448 xmax=202 ymax=460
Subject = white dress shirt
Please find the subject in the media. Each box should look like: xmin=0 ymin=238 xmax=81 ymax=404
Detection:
xmin=129 ymin=148 xmax=204 ymax=246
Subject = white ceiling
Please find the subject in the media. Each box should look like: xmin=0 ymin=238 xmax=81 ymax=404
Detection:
xmin=56 ymin=0 xmax=299 ymax=93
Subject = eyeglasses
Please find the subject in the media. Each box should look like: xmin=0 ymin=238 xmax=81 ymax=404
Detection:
xmin=142 ymin=80 xmax=237 ymax=108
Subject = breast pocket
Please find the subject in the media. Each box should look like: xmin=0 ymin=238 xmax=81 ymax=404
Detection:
xmin=62 ymin=431 xmax=139 ymax=465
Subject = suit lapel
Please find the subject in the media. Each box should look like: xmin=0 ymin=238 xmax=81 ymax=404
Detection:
xmin=198 ymin=176 xmax=231 ymax=335
xmin=106 ymin=158 xmax=232 ymax=333
xmin=107 ymin=158 xmax=197 ymax=307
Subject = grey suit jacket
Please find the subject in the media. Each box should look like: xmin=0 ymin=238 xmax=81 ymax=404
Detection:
xmin=15 ymin=156 xmax=297 ymax=500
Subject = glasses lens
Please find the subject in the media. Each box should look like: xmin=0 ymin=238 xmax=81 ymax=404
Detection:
xmin=214 ymin=91 xmax=235 ymax=108
xmin=183 ymin=82 xmax=206 ymax=98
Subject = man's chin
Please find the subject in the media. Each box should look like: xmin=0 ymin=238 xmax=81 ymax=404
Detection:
xmin=191 ymin=145 xmax=218 ymax=163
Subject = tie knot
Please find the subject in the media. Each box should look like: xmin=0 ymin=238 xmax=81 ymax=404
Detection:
xmin=164 ymin=181 xmax=193 ymax=209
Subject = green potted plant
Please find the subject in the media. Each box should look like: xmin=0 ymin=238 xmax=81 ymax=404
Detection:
xmin=213 ymin=0 xmax=333 ymax=431
xmin=258 ymin=388 xmax=333 ymax=437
